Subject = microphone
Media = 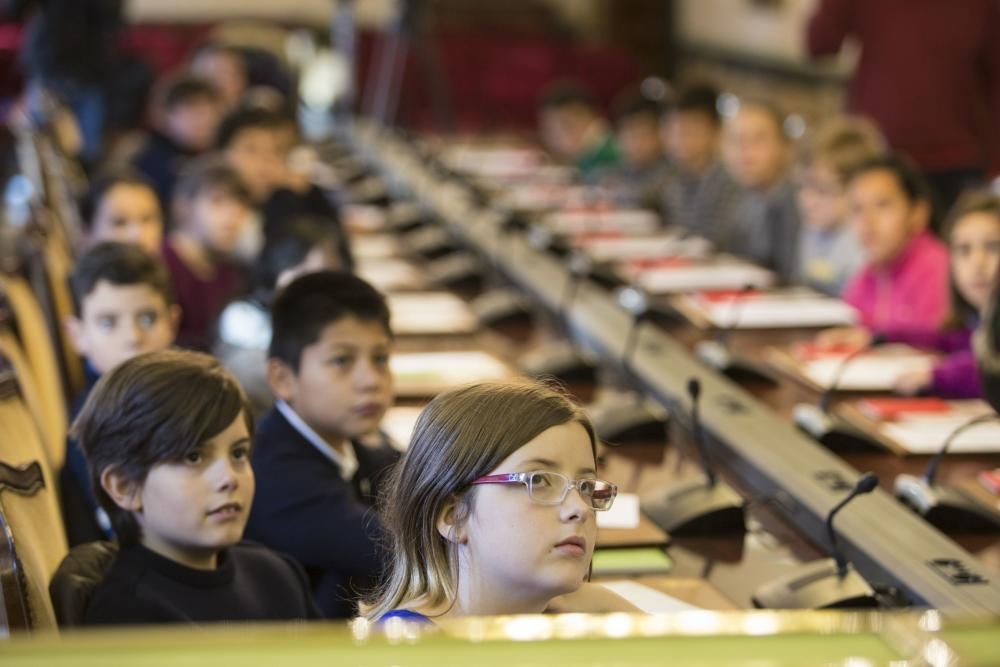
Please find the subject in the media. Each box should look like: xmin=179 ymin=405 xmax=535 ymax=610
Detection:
xmin=894 ymin=413 xmax=1000 ymax=532
xmin=687 ymin=378 xmax=716 ymax=487
xmin=640 ymin=376 xmax=746 ymax=535
xmin=694 ymin=286 xmax=777 ymax=386
xmin=792 ymin=335 xmax=885 ymax=451
xmin=752 ymin=472 xmax=880 ymax=609
xmin=827 ymin=472 xmax=879 ymax=578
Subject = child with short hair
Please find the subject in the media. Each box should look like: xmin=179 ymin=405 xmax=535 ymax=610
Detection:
xmin=795 ymin=117 xmax=885 ymax=295
xmin=538 ymin=81 xmax=619 ymax=177
xmin=363 ymin=380 xmax=617 ymax=622
xmin=215 ymin=217 xmax=343 ymax=414
xmin=827 ymin=155 xmax=950 ymax=338
xmin=61 ymin=242 xmax=179 ymax=545
xmin=660 ymin=82 xmax=741 ymax=242
xmin=81 ymin=169 xmax=164 ymax=256
xmin=245 ymin=270 xmax=399 ymax=618
xmin=132 ymin=74 xmax=221 ymax=208
xmin=721 ymin=98 xmax=801 ymax=281
xmin=596 ymin=90 xmax=670 ymax=209
xmin=163 ymin=156 xmax=253 ymax=351
xmin=72 ymin=349 xmax=320 ymax=625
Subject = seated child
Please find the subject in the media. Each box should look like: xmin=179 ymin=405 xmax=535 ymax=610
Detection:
xmin=245 ymin=270 xmax=400 ymax=618
xmin=215 ymin=217 xmax=343 ymax=414
xmin=132 ymin=74 xmax=221 ymax=210
xmin=795 ymin=117 xmax=884 ymax=295
xmin=363 ymin=380 xmax=618 ymax=622
xmin=217 ymin=105 xmax=353 ymax=269
xmin=888 ymin=190 xmax=1000 ymax=397
xmin=660 ymin=82 xmax=741 ymax=242
xmin=191 ymin=41 xmax=249 ymax=113
xmin=595 ymin=89 xmax=670 ymax=208
xmin=721 ymin=98 xmax=801 ymax=281
xmin=162 ymin=156 xmax=253 ymax=351
xmin=538 ymin=81 xmax=619 ymax=177
xmin=61 ymin=242 xmax=179 ymax=545
xmin=73 ymin=349 xmax=320 ymax=624
xmin=81 ymin=169 xmax=164 ymax=256
xmin=820 ymin=154 xmax=950 ymax=341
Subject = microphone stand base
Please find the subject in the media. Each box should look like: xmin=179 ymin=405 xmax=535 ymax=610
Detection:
xmin=696 ymin=340 xmax=778 ymax=387
xmin=895 ymin=475 xmax=1000 ymax=532
xmin=642 ymin=478 xmax=746 ymax=536
xmin=587 ymin=389 xmax=670 ymax=445
xmin=519 ymin=340 xmax=597 ymax=385
xmin=793 ymin=403 xmax=884 ymax=452
xmin=752 ymin=559 xmax=879 ymax=609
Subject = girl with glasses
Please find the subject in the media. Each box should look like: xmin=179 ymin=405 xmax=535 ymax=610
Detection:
xmin=363 ymin=380 xmax=618 ymax=623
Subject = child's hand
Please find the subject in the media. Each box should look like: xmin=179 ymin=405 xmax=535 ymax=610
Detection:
xmin=893 ymin=368 xmax=932 ymax=395
xmin=815 ymin=326 xmax=872 ymax=350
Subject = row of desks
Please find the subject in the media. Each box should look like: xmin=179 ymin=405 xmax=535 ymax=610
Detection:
xmin=341 ymin=124 xmax=1000 ymax=614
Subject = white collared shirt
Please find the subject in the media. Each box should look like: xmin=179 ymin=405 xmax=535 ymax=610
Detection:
xmin=275 ymin=400 xmax=359 ymax=482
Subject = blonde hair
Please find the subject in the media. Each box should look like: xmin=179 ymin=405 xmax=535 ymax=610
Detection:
xmin=799 ymin=116 xmax=886 ymax=181
xmin=363 ymin=380 xmax=596 ymax=620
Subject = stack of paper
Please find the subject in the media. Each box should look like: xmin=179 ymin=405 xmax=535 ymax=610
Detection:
xmin=356 ymin=258 xmax=429 ymax=292
xmin=628 ymin=260 xmax=776 ymax=294
xmin=391 ymin=350 xmax=515 ymax=396
xmin=882 ymin=418 xmax=1000 ymax=454
xmin=387 ymin=292 xmax=479 ymax=335
xmin=576 ymin=233 xmax=713 ymax=262
xmin=352 ymin=234 xmax=402 ymax=260
xmin=677 ymin=290 xmax=858 ymax=329
xmin=802 ymin=346 xmax=935 ymax=391
xmin=544 ymin=209 xmax=661 ymax=236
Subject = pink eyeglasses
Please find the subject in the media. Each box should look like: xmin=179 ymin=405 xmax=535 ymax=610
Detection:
xmin=471 ymin=470 xmax=618 ymax=510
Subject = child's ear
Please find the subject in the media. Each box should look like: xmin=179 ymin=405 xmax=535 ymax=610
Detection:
xmin=166 ymin=305 xmax=182 ymax=340
xmin=64 ymin=314 xmax=88 ymax=356
xmin=100 ymin=467 xmax=143 ymax=512
xmin=266 ymin=358 xmax=298 ymax=402
xmin=436 ymin=499 xmax=468 ymax=545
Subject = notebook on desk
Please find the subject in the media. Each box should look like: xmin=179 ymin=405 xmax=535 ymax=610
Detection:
xmin=387 ymin=292 xmax=480 ymax=336
xmin=767 ymin=343 xmax=936 ymax=392
xmin=574 ymin=233 xmax=713 ymax=262
xmin=543 ymin=209 xmax=662 ymax=236
xmin=671 ymin=289 xmax=859 ymax=330
xmin=391 ymin=350 xmax=517 ymax=397
xmin=621 ymin=257 xmax=776 ymax=294
xmin=836 ymin=398 xmax=1000 ymax=455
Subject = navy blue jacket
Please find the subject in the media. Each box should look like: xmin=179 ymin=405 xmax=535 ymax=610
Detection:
xmin=244 ymin=407 xmax=399 ymax=618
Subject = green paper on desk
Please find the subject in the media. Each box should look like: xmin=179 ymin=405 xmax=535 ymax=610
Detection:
xmin=591 ymin=547 xmax=673 ymax=576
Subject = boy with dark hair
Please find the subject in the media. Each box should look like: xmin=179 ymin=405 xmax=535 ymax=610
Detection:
xmin=596 ymin=89 xmax=670 ymax=209
xmin=61 ymin=242 xmax=180 ymax=545
xmin=660 ymin=82 xmax=742 ymax=242
xmin=132 ymin=74 xmax=222 ymax=209
xmin=163 ymin=156 xmax=253 ymax=351
xmin=245 ymin=270 xmax=399 ymax=618
xmin=217 ymin=105 xmax=353 ymax=269
xmin=538 ymin=80 xmax=619 ymax=176
xmin=72 ymin=349 xmax=320 ymax=624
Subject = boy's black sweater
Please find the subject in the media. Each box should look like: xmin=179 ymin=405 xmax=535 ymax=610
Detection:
xmin=83 ymin=542 xmax=321 ymax=625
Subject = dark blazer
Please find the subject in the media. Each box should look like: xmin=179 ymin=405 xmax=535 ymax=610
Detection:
xmin=244 ymin=406 xmax=399 ymax=618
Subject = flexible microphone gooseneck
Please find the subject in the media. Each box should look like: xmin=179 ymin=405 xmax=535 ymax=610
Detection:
xmin=924 ymin=413 xmax=1000 ymax=486
xmin=687 ymin=378 xmax=717 ymax=488
xmin=817 ymin=334 xmax=886 ymax=412
xmin=826 ymin=472 xmax=879 ymax=578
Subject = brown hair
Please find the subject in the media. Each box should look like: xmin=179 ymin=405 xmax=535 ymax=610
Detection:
xmin=942 ymin=189 xmax=1000 ymax=330
xmin=72 ymin=349 xmax=253 ymax=545
xmin=798 ymin=116 xmax=885 ymax=181
xmin=363 ymin=380 xmax=596 ymax=620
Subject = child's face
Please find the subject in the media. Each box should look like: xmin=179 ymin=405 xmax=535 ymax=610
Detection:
xmin=165 ymin=98 xmax=221 ymax=152
xmin=189 ymin=188 xmax=251 ymax=256
xmin=951 ymin=212 xmax=1000 ymax=313
xmin=662 ymin=110 xmax=718 ymax=174
xmin=271 ymin=315 xmax=394 ymax=444
xmin=225 ymin=127 xmax=284 ymax=202
xmin=796 ymin=161 xmax=848 ymax=231
xmin=722 ymin=106 xmax=789 ymax=190
xmin=133 ymin=412 xmax=254 ymax=569
xmin=540 ymin=106 xmax=592 ymax=162
xmin=68 ymin=281 xmax=178 ymax=374
xmin=91 ymin=183 xmax=164 ymax=256
xmin=459 ymin=421 xmax=597 ymax=612
xmin=849 ymin=169 xmax=928 ymax=266
xmin=616 ymin=113 xmax=662 ymax=168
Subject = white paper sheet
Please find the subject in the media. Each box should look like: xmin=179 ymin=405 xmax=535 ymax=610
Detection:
xmin=598 ymin=581 xmax=700 ymax=613
xmin=595 ymin=492 xmax=641 ymax=529
xmin=803 ymin=349 xmax=935 ymax=391
xmin=391 ymin=351 xmax=514 ymax=396
xmin=882 ymin=417 xmax=1000 ymax=454
xmin=387 ymin=292 xmax=479 ymax=335
xmin=357 ymin=258 xmax=429 ymax=292
xmin=544 ymin=209 xmax=661 ymax=235
xmin=681 ymin=291 xmax=858 ymax=329
xmin=633 ymin=263 xmax=776 ymax=294
xmin=579 ymin=234 xmax=713 ymax=261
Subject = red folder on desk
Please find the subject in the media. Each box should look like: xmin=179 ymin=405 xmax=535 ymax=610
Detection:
xmin=856 ymin=397 xmax=952 ymax=421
